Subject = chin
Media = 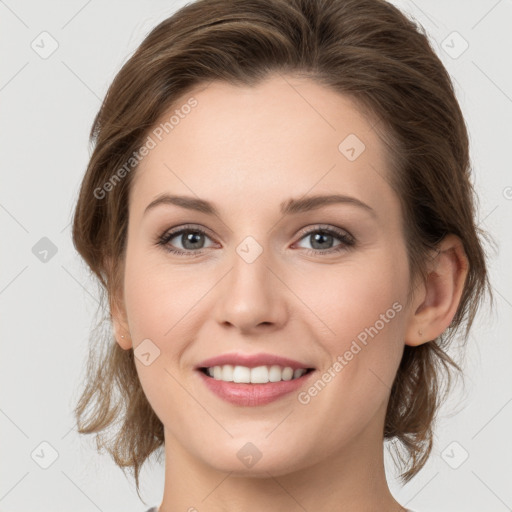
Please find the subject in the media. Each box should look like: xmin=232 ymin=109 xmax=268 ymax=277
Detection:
xmin=195 ymin=440 xmax=312 ymax=477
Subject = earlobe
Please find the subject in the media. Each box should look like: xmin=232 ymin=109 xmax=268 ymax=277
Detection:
xmin=111 ymin=293 xmax=132 ymax=350
xmin=405 ymin=234 xmax=469 ymax=347
xmin=110 ymin=300 xmax=132 ymax=350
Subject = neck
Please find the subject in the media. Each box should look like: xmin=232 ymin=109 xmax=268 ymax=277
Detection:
xmin=157 ymin=413 xmax=405 ymax=512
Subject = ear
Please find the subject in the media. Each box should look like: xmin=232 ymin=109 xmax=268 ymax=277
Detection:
xmin=105 ymin=256 xmax=133 ymax=350
xmin=405 ymin=234 xmax=469 ymax=346
xmin=111 ymin=293 xmax=133 ymax=350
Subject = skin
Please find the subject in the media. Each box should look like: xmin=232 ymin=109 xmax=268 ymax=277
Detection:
xmin=112 ymin=74 xmax=468 ymax=512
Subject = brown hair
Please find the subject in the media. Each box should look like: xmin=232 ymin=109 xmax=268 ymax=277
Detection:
xmin=71 ymin=0 xmax=492 ymax=497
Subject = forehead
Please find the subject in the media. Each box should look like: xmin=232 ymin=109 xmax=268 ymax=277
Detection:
xmin=130 ymin=75 xmax=398 ymax=220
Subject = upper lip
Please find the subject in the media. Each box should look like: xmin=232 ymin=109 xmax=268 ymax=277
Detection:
xmin=196 ymin=352 xmax=315 ymax=371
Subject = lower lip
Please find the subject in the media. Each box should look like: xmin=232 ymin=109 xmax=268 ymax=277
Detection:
xmin=197 ymin=369 xmax=315 ymax=406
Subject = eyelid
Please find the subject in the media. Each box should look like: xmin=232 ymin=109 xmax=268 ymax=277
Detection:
xmin=161 ymin=223 xmax=216 ymax=239
xmin=156 ymin=222 xmax=356 ymax=255
xmin=157 ymin=223 xmax=219 ymax=246
xmin=159 ymin=223 xmax=352 ymax=242
xmin=295 ymin=223 xmax=354 ymax=241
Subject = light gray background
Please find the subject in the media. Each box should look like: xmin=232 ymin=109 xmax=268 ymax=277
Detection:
xmin=1 ymin=1 xmax=511 ymax=511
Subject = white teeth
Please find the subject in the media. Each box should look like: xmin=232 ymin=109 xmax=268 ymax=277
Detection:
xmin=204 ymin=364 xmax=308 ymax=383
xmin=221 ymin=364 xmax=234 ymax=381
xmin=250 ymin=366 xmax=269 ymax=384
xmin=268 ymin=365 xmax=282 ymax=382
xmin=233 ymin=365 xmax=251 ymax=383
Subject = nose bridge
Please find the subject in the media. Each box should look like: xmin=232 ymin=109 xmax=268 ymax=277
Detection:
xmin=213 ymin=234 xmax=287 ymax=331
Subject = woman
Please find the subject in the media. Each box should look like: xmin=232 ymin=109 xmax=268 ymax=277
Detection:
xmin=71 ymin=0 xmax=491 ymax=510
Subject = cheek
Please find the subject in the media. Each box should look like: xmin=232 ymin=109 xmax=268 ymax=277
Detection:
xmin=304 ymin=252 xmax=408 ymax=340
xmin=121 ymin=249 xmax=207 ymax=422
xmin=295 ymin=259 xmax=409 ymax=442
xmin=310 ymin=251 xmax=409 ymax=386
xmin=122 ymin=245 xmax=204 ymax=343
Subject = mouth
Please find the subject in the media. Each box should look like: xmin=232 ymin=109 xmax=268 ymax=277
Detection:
xmin=198 ymin=365 xmax=315 ymax=384
xmin=196 ymin=364 xmax=317 ymax=406
xmin=194 ymin=352 xmax=317 ymax=406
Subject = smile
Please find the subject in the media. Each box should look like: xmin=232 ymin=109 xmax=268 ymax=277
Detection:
xmin=197 ymin=366 xmax=316 ymax=406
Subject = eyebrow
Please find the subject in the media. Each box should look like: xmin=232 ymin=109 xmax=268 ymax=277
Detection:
xmin=143 ymin=193 xmax=376 ymax=218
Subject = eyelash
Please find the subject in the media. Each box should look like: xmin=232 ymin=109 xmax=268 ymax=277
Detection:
xmin=155 ymin=223 xmax=356 ymax=257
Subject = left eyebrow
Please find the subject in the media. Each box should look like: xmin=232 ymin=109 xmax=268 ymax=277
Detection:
xmin=279 ymin=193 xmax=376 ymax=218
xmin=143 ymin=193 xmax=376 ymax=218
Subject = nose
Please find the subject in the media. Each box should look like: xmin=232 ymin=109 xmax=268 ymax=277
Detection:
xmin=213 ymin=246 xmax=289 ymax=335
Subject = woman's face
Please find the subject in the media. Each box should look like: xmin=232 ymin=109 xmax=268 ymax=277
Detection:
xmin=117 ymin=75 xmax=416 ymax=475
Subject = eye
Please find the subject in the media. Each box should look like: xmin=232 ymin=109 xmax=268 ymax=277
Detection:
xmin=156 ymin=225 xmax=216 ymax=256
xmin=156 ymin=224 xmax=355 ymax=257
xmin=294 ymin=225 xmax=355 ymax=255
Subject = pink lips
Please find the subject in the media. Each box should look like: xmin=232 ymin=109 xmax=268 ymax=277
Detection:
xmin=197 ymin=371 xmax=314 ymax=406
xmin=195 ymin=352 xmax=316 ymax=407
